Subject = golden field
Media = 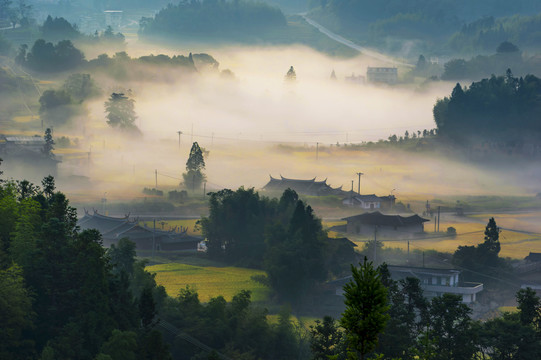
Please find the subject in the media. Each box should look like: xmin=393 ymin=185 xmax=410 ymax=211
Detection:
xmin=146 ymin=263 xmax=270 ymax=302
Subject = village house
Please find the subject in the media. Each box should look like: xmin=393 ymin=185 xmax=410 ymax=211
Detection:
xmin=77 ymin=210 xmax=203 ymax=252
xmin=263 ymin=175 xmax=345 ymax=196
xmin=342 ymin=194 xmax=396 ymax=210
xmin=342 ymin=211 xmax=429 ymax=237
xmin=0 ymin=134 xmax=60 ymax=178
xmin=388 ymin=265 xmax=484 ymax=303
xmin=367 ymin=67 xmax=398 ymax=85
xmin=332 ymin=265 xmax=483 ymax=304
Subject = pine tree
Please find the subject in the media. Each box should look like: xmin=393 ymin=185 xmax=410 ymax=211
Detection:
xmin=42 ymin=128 xmax=54 ymax=156
xmin=182 ymin=142 xmax=206 ymax=190
xmin=340 ymin=258 xmax=389 ymax=360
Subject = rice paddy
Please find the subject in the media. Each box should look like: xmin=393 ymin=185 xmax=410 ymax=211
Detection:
xmin=146 ymin=263 xmax=270 ymax=302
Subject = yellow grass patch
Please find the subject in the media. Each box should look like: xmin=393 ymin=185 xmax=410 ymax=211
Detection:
xmin=146 ymin=263 xmax=270 ymax=302
xmin=139 ymin=219 xmax=201 ymax=235
xmin=499 ymin=306 xmax=518 ymax=313
xmin=266 ymin=314 xmax=320 ymax=329
xmin=12 ymin=115 xmax=36 ymax=123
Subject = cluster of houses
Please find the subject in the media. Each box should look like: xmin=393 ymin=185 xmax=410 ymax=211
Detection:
xmin=75 ymin=173 xmax=486 ymax=305
xmin=77 ymin=210 xmax=204 ymax=252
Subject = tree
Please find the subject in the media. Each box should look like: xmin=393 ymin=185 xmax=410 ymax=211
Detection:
xmin=517 ymin=287 xmax=541 ymax=328
xmin=429 ymin=294 xmax=476 ymax=360
xmin=309 ymin=316 xmax=344 ymax=360
xmin=104 ymin=92 xmax=139 ymax=133
xmin=496 ymin=41 xmax=519 ymax=54
xmin=107 ymin=237 xmax=136 ymax=276
xmin=182 ymin=142 xmax=206 ymax=190
xmin=285 ymin=66 xmax=296 ymax=81
xmin=340 ymin=258 xmax=389 ymax=360
xmin=39 ymin=90 xmax=74 ymax=126
xmin=0 ymin=264 xmax=35 ymax=360
xmin=42 ymin=128 xmax=54 ymax=156
xmin=62 ymin=73 xmax=100 ymax=102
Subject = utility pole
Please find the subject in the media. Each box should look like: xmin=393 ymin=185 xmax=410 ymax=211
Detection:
xmin=437 ymin=206 xmax=441 ymax=232
xmin=356 ymin=172 xmax=364 ymax=194
xmin=177 ymin=131 xmax=182 ymax=149
xmin=316 ymin=142 xmax=319 ymax=160
xmin=155 ymin=169 xmax=158 ymax=189
xmin=373 ymin=226 xmax=378 ymax=265
xmin=203 ymin=182 xmax=206 ymax=196
xmin=152 ymin=219 xmax=156 ymax=259
xmin=407 ymin=240 xmax=410 ymax=263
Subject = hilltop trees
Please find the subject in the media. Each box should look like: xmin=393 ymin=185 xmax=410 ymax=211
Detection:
xmin=18 ymin=39 xmax=84 ymax=72
xmin=139 ymin=0 xmax=286 ymax=40
xmin=182 ymin=142 xmax=206 ymax=190
xmin=434 ymin=72 xmax=541 ymax=144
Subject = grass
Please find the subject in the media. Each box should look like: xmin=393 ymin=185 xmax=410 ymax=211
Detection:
xmin=146 ymin=263 xmax=270 ymax=302
xmin=267 ymin=314 xmax=320 ymax=329
xmin=139 ymin=219 xmax=201 ymax=235
xmin=342 ymin=217 xmax=541 ymax=259
xmin=499 ymin=306 xmax=518 ymax=313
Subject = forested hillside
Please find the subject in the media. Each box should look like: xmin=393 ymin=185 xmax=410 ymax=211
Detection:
xmin=139 ymin=0 xmax=287 ymax=40
xmin=434 ymin=71 xmax=541 ymax=146
xmin=308 ymin=0 xmax=541 ymax=52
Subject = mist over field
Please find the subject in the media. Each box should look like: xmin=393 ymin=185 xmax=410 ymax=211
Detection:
xmin=59 ymin=44 xmax=478 ymax=198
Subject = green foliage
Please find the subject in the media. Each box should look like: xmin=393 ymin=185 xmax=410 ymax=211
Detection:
xmin=22 ymin=39 xmax=85 ymax=72
xmin=42 ymin=128 xmax=54 ymax=156
xmin=182 ymin=142 xmax=206 ymax=190
xmin=0 ymin=176 xmax=172 ymax=359
xmin=40 ymin=15 xmax=80 ymax=41
xmin=104 ymin=92 xmax=140 ymax=134
xmin=0 ymin=264 xmax=35 ymax=360
xmin=100 ymin=329 xmax=137 ymax=360
xmin=428 ymin=294 xmax=476 ymax=360
xmin=140 ymin=0 xmax=287 ymax=40
xmin=340 ymin=259 xmax=389 ymax=360
xmin=264 ymin=198 xmax=328 ymax=300
xmin=107 ymin=237 xmax=136 ymax=276
xmin=309 ymin=316 xmax=345 ymax=360
xmin=453 ymin=218 xmax=505 ymax=282
xmin=517 ymin=287 xmax=541 ymax=328
xmin=434 ymin=72 xmax=541 ymax=144
xmin=201 ymin=188 xmax=351 ymax=299
xmin=62 ymin=73 xmax=100 ymax=102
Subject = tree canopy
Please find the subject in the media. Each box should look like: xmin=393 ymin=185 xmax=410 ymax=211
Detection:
xmin=139 ymin=0 xmax=287 ymax=40
xmin=433 ymin=72 xmax=541 ymax=145
xmin=183 ymin=142 xmax=206 ymax=190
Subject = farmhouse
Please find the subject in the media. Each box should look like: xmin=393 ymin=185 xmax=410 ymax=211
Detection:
xmin=342 ymin=194 xmax=396 ymax=210
xmin=0 ymin=134 xmax=60 ymax=178
xmin=342 ymin=211 xmax=429 ymax=237
xmin=333 ymin=265 xmax=483 ymax=304
xmin=263 ymin=175 xmax=345 ymax=196
xmin=388 ymin=265 xmax=483 ymax=303
xmin=367 ymin=67 xmax=398 ymax=84
xmin=77 ymin=210 xmax=202 ymax=252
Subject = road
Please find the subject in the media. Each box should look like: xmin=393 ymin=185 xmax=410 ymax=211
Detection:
xmin=300 ymin=14 xmax=413 ymax=67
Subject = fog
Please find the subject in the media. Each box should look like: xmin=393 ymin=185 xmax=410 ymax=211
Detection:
xmin=42 ymin=43 xmax=539 ymax=202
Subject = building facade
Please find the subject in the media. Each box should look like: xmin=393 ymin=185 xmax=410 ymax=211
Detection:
xmin=367 ymin=67 xmax=398 ymax=85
